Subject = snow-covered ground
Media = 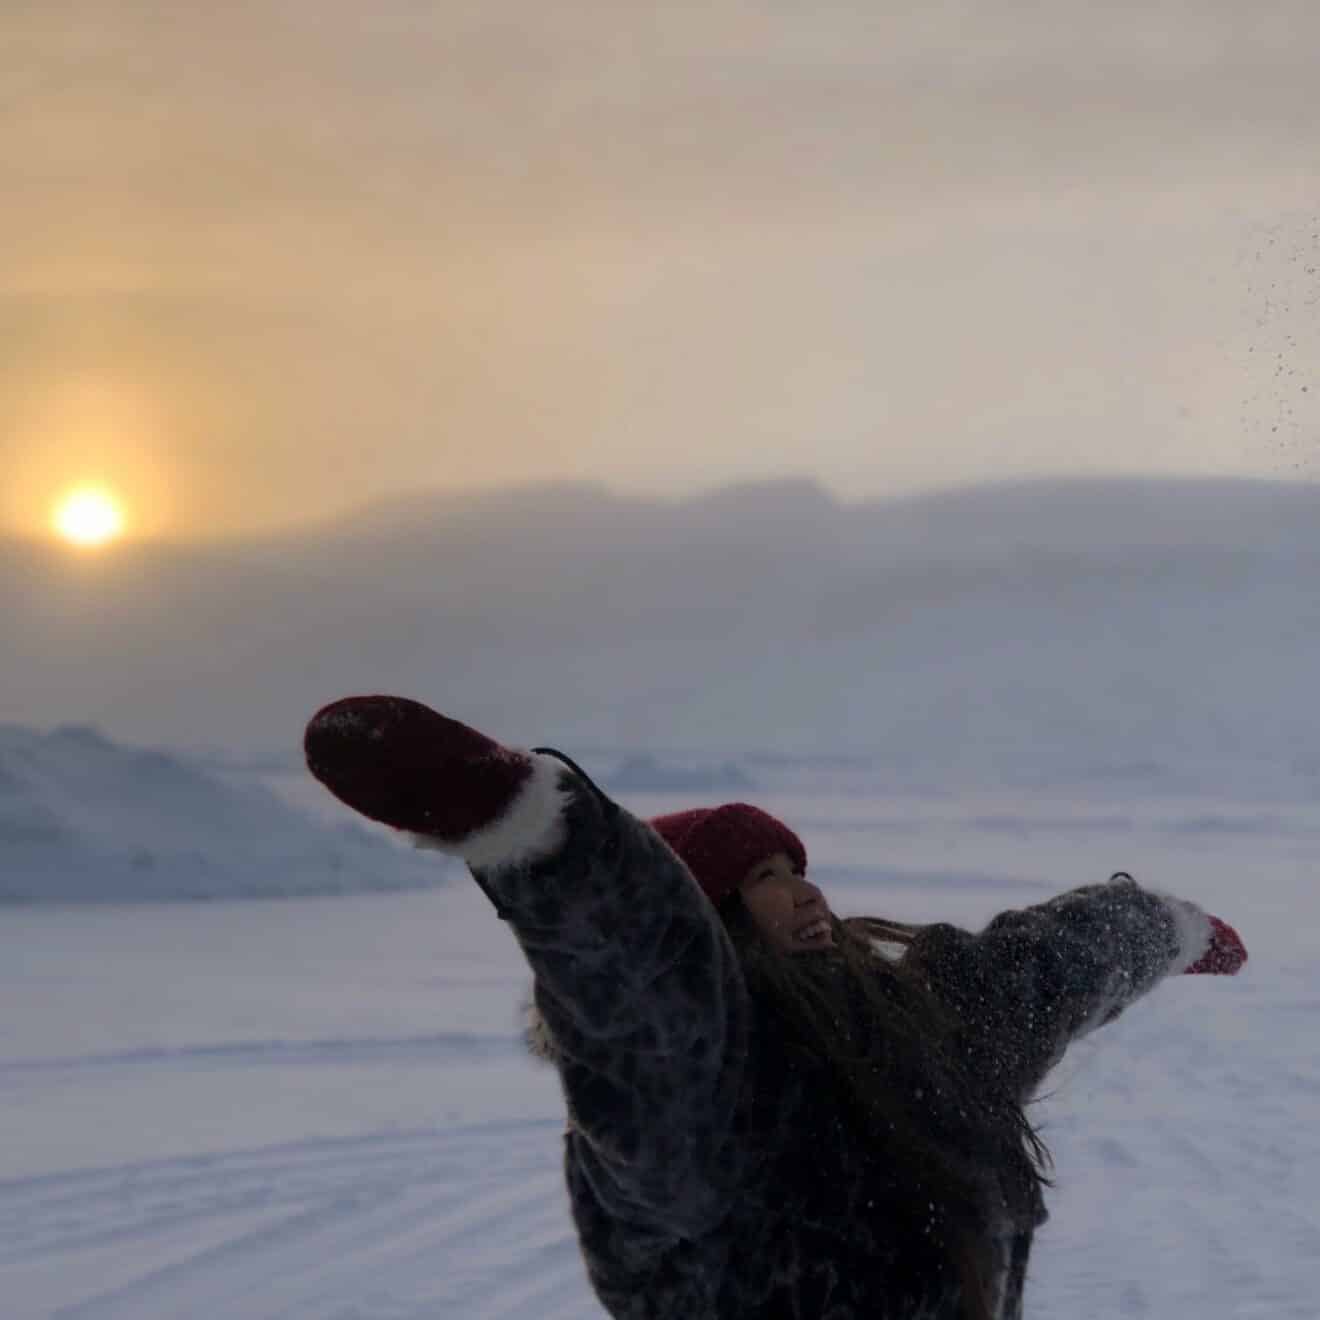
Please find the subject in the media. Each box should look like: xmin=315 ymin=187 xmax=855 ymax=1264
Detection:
xmin=3 ymin=761 xmax=1317 ymax=1319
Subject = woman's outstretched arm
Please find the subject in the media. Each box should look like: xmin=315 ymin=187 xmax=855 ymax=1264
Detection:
xmin=908 ymin=874 xmax=1245 ymax=1102
xmin=478 ymin=756 xmax=756 ymax=1245
xmin=304 ymin=697 xmax=754 ymax=1246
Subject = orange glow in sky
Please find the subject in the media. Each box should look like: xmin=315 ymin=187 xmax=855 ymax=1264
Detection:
xmin=4 ymin=373 xmax=175 ymax=542
xmin=52 ymin=487 xmax=126 ymax=548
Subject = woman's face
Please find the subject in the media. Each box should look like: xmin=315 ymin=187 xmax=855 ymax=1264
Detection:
xmin=737 ymin=852 xmax=835 ymax=953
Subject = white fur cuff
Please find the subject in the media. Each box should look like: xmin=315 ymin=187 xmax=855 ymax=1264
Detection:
xmin=1156 ymin=892 xmax=1214 ymax=972
xmin=409 ymin=752 xmax=571 ymax=870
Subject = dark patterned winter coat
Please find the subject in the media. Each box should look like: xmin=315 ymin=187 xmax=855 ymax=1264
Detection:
xmin=463 ymin=757 xmax=1213 ymax=1320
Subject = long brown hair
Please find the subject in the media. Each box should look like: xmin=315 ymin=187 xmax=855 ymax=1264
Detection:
xmin=721 ymin=900 xmax=1052 ymax=1320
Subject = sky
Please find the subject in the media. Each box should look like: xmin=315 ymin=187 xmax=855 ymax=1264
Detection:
xmin=3 ymin=0 xmax=1319 ymax=542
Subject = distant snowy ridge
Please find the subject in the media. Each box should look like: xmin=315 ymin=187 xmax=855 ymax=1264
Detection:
xmin=7 ymin=476 xmax=1320 ymax=795
xmin=605 ymin=754 xmax=756 ymax=793
xmin=0 ymin=724 xmax=444 ymax=902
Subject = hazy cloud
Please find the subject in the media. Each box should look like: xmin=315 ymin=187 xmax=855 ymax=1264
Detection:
xmin=3 ymin=2 xmax=1318 ymax=537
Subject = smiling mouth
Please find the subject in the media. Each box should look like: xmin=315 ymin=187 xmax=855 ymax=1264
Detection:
xmin=793 ymin=918 xmax=832 ymax=945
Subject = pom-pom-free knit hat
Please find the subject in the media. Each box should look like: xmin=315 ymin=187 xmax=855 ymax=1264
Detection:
xmin=650 ymin=803 xmax=807 ymax=907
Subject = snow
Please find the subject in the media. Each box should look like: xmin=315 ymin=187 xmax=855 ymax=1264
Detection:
xmin=0 ymin=725 xmax=441 ymax=901
xmin=604 ymin=754 xmax=757 ymax=794
xmin=2 ymin=762 xmax=1316 ymax=1318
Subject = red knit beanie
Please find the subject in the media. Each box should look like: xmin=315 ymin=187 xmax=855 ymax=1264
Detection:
xmin=649 ymin=803 xmax=807 ymax=908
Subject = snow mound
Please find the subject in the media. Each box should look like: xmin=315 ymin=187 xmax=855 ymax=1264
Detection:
xmin=0 ymin=724 xmax=442 ymax=902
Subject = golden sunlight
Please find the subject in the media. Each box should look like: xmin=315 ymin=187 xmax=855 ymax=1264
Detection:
xmin=52 ymin=487 xmax=126 ymax=548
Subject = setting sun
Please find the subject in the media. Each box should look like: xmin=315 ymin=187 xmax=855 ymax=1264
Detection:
xmin=52 ymin=487 xmax=126 ymax=548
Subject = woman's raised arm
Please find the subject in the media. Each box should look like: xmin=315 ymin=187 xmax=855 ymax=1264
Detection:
xmin=305 ymin=696 xmax=755 ymax=1245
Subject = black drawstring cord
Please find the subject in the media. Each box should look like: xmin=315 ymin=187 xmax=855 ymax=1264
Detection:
xmin=469 ymin=746 xmax=617 ymax=922
xmin=531 ymin=746 xmax=620 ymax=821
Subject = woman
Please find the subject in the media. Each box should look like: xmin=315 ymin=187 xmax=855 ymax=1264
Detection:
xmin=304 ymin=694 xmax=1246 ymax=1320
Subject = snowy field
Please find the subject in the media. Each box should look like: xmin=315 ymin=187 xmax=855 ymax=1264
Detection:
xmin=3 ymin=766 xmax=1319 ymax=1319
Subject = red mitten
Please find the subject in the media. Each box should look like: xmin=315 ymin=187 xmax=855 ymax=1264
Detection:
xmin=1183 ymin=915 xmax=1248 ymax=975
xmin=304 ymin=695 xmax=533 ymax=842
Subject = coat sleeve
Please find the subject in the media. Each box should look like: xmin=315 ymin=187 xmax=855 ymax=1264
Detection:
xmin=469 ymin=758 xmax=754 ymax=1244
xmin=908 ymin=875 xmax=1212 ymax=1102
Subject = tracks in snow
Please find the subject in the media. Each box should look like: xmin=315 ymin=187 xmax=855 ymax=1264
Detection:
xmin=1 ymin=1033 xmax=520 ymax=1080
xmin=0 ymin=1120 xmax=597 ymax=1320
